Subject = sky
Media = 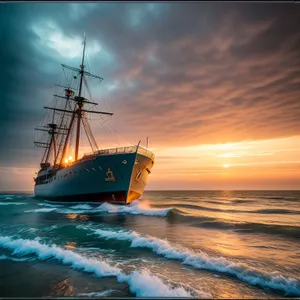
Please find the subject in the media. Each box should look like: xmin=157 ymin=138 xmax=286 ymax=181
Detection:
xmin=0 ymin=2 xmax=300 ymax=191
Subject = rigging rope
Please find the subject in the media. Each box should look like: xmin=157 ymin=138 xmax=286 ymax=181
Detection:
xmin=82 ymin=112 xmax=99 ymax=151
xmin=83 ymin=74 xmax=92 ymax=101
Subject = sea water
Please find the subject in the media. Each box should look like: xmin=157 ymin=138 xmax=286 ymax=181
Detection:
xmin=0 ymin=190 xmax=299 ymax=298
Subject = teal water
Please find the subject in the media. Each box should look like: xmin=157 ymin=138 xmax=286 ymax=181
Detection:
xmin=0 ymin=191 xmax=299 ymax=298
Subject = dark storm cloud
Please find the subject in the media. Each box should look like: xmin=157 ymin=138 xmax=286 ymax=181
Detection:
xmin=0 ymin=3 xmax=70 ymax=165
xmin=1 ymin=2 xmax=300 ymax=170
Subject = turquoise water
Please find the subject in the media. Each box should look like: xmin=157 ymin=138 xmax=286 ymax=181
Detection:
xmin=0 ymin=191 xmax=299 ymax=298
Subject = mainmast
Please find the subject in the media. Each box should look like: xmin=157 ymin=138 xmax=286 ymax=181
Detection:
xmin=75 ymin=34 xmax=86 ymax=161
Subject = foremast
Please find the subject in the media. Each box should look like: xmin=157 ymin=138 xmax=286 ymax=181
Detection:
xmin=34 ymin=35 xmax=114 ymax=171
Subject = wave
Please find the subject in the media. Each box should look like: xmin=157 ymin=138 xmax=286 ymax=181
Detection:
xmin=0 ymin=202 xmax=26 ymax=206
xmin=201 ymin=199 xmax=255 ymax=205
xmin=23 ymin=202 xmax=300 ymax=239
xmin=25 ymin=201 xmax=173 ymax=217
xmin=35 ymin=201 xmax=300 ymax=216
xmin=261 ymin=196 xmax=294 ymax=200
xmin=77 ymin=226 xmax=300 ymax=296
xmin=25 ymin=208 xmax=57 ymax=213
xmin=0 ymin=195 xmax=15 ymax=200
xmin=253 ymin=208 xmax=300 ymax=214
xmin=164 ymin=210 xmax=300 ymax=238
xmin=0 ymin=236 xmax=205 ymax=298
xmin=0 ymin=254 xmax=35 ymax=262
xmin=231 ymin=199 xmax=255 ymax=204
xmin=193 ymin=220 xmax=300 ymax=238
xmin=77 ymin=289 xmax=118 ymax=297
xmin=70 ymin=204 xmax=94 ymax=210
xmin=98 ymin=201 xmax=173 ymax=217
xmin=38 ymin=203 xmax=63 ymax=208
xmin=154 ymin=203 xmax=300 ymax=215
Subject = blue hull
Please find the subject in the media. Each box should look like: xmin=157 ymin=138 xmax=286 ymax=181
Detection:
xmin=34 ymin=150 xmax=154 ymax=205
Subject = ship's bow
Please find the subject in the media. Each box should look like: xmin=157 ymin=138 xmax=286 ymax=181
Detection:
xmin=127 ymin=147 xmax=155 ymax=205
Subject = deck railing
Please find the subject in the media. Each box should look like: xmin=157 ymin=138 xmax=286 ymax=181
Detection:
xmin=137 ymin=146 xmax=155 ymax=160
xmin=81 ymin=145 xmax=155 ymax=162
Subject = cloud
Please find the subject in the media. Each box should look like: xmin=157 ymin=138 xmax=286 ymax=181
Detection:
xmin=1 ymin=3 xmax=300 ymax=178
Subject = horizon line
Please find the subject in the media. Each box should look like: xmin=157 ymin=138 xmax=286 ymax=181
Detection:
xmin=1 ymin=189 xmax=299 ymax=194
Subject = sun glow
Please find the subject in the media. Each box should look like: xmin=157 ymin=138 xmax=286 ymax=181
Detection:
xmin=223 ymin=164 xmax=230 ymax=168
xmin=64 ymin=156 xmax=74 ymax=165
xmin=147 ymin=135 xmax=300 ymax=190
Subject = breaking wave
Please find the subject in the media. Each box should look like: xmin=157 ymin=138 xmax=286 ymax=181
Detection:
xmin=70 ymin=204 xmax=94 ymax=210
xmin=77 ymin=226 xmax=300 ymax=296
xmin=0 ymin=236 xmax=205 ymax=298
xmin=25 ymin=200 xmax=173 ymax=217
xmin=97 ymin=201 xmax=173 ymax=217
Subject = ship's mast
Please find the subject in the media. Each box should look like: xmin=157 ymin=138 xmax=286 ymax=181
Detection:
xmin=34 ymin=123 xmax=62 ymax=168
xmin=75 ymin=35 xmax=86 ymax=161
xmin=34 ymin=34 xmax=114 ymax=170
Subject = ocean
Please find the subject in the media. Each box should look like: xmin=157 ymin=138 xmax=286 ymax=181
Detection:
xmin=0 ymin=190 xmax=299 ymax=298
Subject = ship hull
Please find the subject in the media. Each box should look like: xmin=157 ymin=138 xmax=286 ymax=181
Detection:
xmin=34 ymin=150 xmax=153 ymax=205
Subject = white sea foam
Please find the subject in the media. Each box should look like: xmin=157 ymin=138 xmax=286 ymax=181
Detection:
xmin=77 ymin=289 xmax=118 ymax=297
xmin=0 ymin=254 xmax=35 ymax=262
xmin=118 ymin=270 xmax=196 ymax=297
xmin=78 ymin=226 xmax=300 ymax=296
xmin=97 ymin=200 xmax=172 ymax=217
xmin=0 ymin=202 xmax=26 ymax=206
xmin=58 ymin=209 xmax=88 ymax=214
xmin=38 ymin=203 xmax=63 ymax=208
xmin=26 ymin=200 xmax=172 ymax=217
xmin=0 ymin=236 xmax=200 ymax=297
xmin=70 ymin=204 xmax=93 ymax=210
xmin=44 ymin=225 xmax=59 ymax=232
xmin=25 ymin=208 xmax=57 ymax=213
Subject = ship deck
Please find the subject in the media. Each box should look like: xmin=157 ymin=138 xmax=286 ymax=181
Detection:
xmin=80 ymin=145 xmax=155 ymax=163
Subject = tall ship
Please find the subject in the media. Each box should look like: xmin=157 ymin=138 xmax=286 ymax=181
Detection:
xmin=33 ymin=36 xmax=155 ymax=205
